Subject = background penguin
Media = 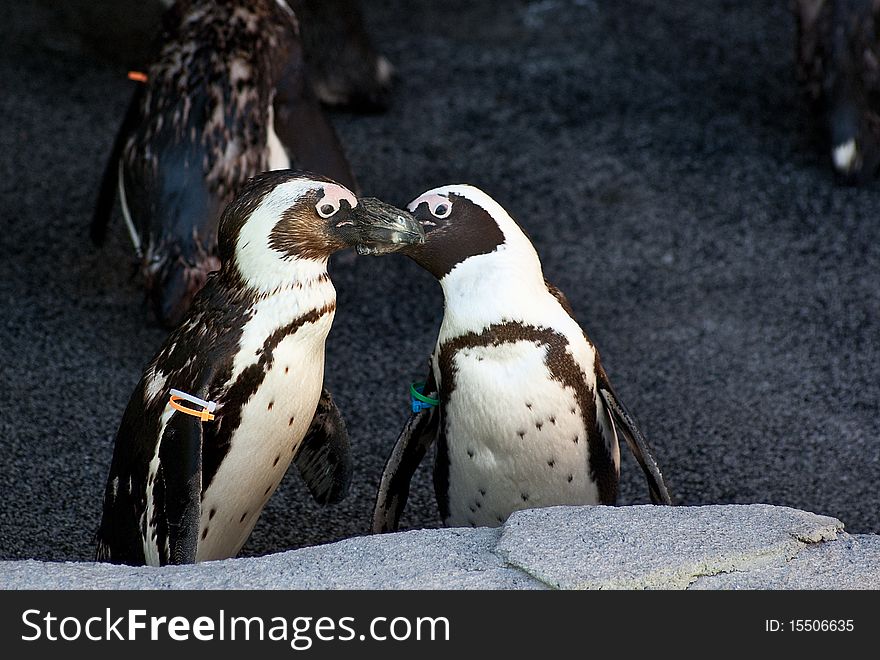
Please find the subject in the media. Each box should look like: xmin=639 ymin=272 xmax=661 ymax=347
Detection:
xmin=795 ymin=0 xmax=880 ymax=182
xmin=95 ymin=170 xmax=423 ymax=565
xmin=90 ymin=0 xmax=358 ymax=328
xmin=31 ymin=0 xmax=171 ymax=67
xmin=288 ymin=0 xmax=395 ymax=111
xmin=372 ymin=184 xmax=672 ymax=532
xmin=34 ymin=0 xmax=394 ymax=111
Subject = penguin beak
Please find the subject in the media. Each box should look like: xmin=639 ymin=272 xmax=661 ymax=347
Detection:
xmin=351 ymin=198 xmax=425 ymax=255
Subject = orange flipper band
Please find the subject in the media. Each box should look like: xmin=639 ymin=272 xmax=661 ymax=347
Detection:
xmin=169 ymin=388 xmax=217 ymax=422
xmin=127 ymin=71 xmax=148 ymax=83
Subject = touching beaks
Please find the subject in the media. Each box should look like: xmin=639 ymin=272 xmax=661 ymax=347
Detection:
xmin=351 ymin=198 xmax=426 ymax=255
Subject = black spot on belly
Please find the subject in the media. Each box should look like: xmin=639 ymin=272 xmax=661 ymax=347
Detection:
xmin=209 ymin=508 xmax=217 ymax=521
xmin=239 ymin=512 xmax=248 ymax=523
xmin=267 ymin=401 xmax=274 ymax=411
xmin=288 ymin=416 xmax=295 ymax=426
xmin=475 ymin=501 xmax=482 ymax=508
xmin=521 ymin=493 xmax=529 ymax=502
xmin=469 ymin=505 xmax=477 ymax=513
xmin=526 ymin=402 xmax=533 ymax=409
xmin=437 ymin=321 xmax=615 ymax=503
xmin=549 ymin=416 xmax=556 ymax=425
xmin=273 ymin=454 xmax=280 ymax=466
xmin=479 ymin=488 xmax=486 ymax=496
xmin=573 ymin=435 xmax=579 ymax=445
xmin=536 ymin=422 xmax=543 ymax=431
xmin=469 ymin=520 xmax=477 ymax=527
xmin=496 ymin=515 xmax=504 ymax=523
xmin=285 ymin=367 xmax=289 ymax=374
xmin=517 ymin=430 xmax=525 ymax=439
xmin=201 ymin=528 xmax=209 ymax=540
xmin=567 ymin=474 xmax=574 ymax=483
xmin=547 ymin=459 xmax=555 ymax=467
xmin=467 ymin=448 xmax=475 ymax=459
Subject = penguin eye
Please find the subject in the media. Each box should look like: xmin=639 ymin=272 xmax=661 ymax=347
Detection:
xmin=317 ymin=201 xmax=339 ymax=218
xmin=431 ymin=201 xmax=452 ymax=218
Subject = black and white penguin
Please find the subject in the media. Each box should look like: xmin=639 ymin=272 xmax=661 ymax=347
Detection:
xmin=372 ymin=185 xmax=672 ymax=532
xmin=96 ymin=170 xmax=423 ymax=565
xmin=795 ymin=0 xmax=880 ymax=182
xmin=91 ymin=0 xmax=358 ymax=328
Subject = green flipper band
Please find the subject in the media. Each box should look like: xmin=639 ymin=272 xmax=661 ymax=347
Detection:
xmin=410 ymin=381 xmax=439 ymax=412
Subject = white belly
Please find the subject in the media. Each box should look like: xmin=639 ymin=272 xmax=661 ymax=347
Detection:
xmin=266 ymin=103 xmax=291 ymax=171
xmin=196 ymin=320 xmax=329 ymax=561
xmin=442 ymin=340 xmax=600 ymax=527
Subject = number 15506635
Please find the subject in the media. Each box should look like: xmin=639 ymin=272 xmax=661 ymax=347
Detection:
xmin=765 ymin=620 xmax=854 ymax=632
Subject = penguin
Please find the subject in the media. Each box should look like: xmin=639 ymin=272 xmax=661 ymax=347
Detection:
xmin=288 ymin=0 xmax=395 ymax=111
xmin=95 ymin=170 xmax=424 ymax=565
xmin=372 ymin=185 xmax=672 ymax=533
xmin=795 ymin=0 xmax=880 ymax=182
xmin=32 ymin=0 xmax=170 ymax=67
xmin=91 ymin=0 xmax=358 ymax=328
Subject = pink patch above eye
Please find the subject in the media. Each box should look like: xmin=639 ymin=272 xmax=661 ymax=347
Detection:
xmin=408 ymin=192 xmax=452 ymax=217
xmin=317 ymin=184 xmax=357 ymax=217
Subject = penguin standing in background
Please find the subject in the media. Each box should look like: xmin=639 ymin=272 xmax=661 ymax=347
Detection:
xmin=288 ymin=0 xmax=395 ymax=112
xmin=96 ymin=171 xmax=424 ymax=565
xmin=372 ymin=185 xmax=672 ymax=533
xmin=795 ymin=0 xmax=880 ymax=182
xmin=91 ymin=0 xmax=358 ymax=328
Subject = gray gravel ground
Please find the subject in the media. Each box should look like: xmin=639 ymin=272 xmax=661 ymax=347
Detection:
xmin=1 ymin=0 xmax=878 ymax=562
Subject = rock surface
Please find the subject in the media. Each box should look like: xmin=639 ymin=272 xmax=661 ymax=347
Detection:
xmin=2 ymin=505 xmax=875 ymax=590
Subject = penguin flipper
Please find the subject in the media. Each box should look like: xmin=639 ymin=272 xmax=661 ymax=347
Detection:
xmin=372 ymin=375 xmax=440 ymax=533
xmin=91 ymin=84 xmax=145 ymax=246
xmin=596 ymin=367 xmax=674 ymax=506
xmin=546 ymin=278 xmax=672 ymax=504
xmin=295 ymin=387 xmax=353 ymax=505
xmin=157 ymin=408 xmax=203 ymax=564
xmin=273 ymin=53 xmax=359 ymax=193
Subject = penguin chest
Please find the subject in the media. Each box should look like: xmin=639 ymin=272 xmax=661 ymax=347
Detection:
xmin=441 ymin=340 xmax=600 ymax=528
xmin=196 ymin=325 xmax=329 ymax=561
xmin=266 ymin=102 xmax=291 ymax=171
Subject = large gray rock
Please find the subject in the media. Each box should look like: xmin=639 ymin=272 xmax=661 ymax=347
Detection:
xmin=495 ymin=504 xmax=844 ymax=589
xmin=690 ymin=533 xmax=880 ymax=590
xmin=2 ymin=505 xmax=874 ymax=590
xmin=0 ymin=527 xmax=544 ymax=590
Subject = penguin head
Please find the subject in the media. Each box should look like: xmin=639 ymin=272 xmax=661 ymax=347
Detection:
xmin=218 ymin=170 xmax=423 ymax=290
xmin=404 ymin=184 xmax=539 ymax=280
